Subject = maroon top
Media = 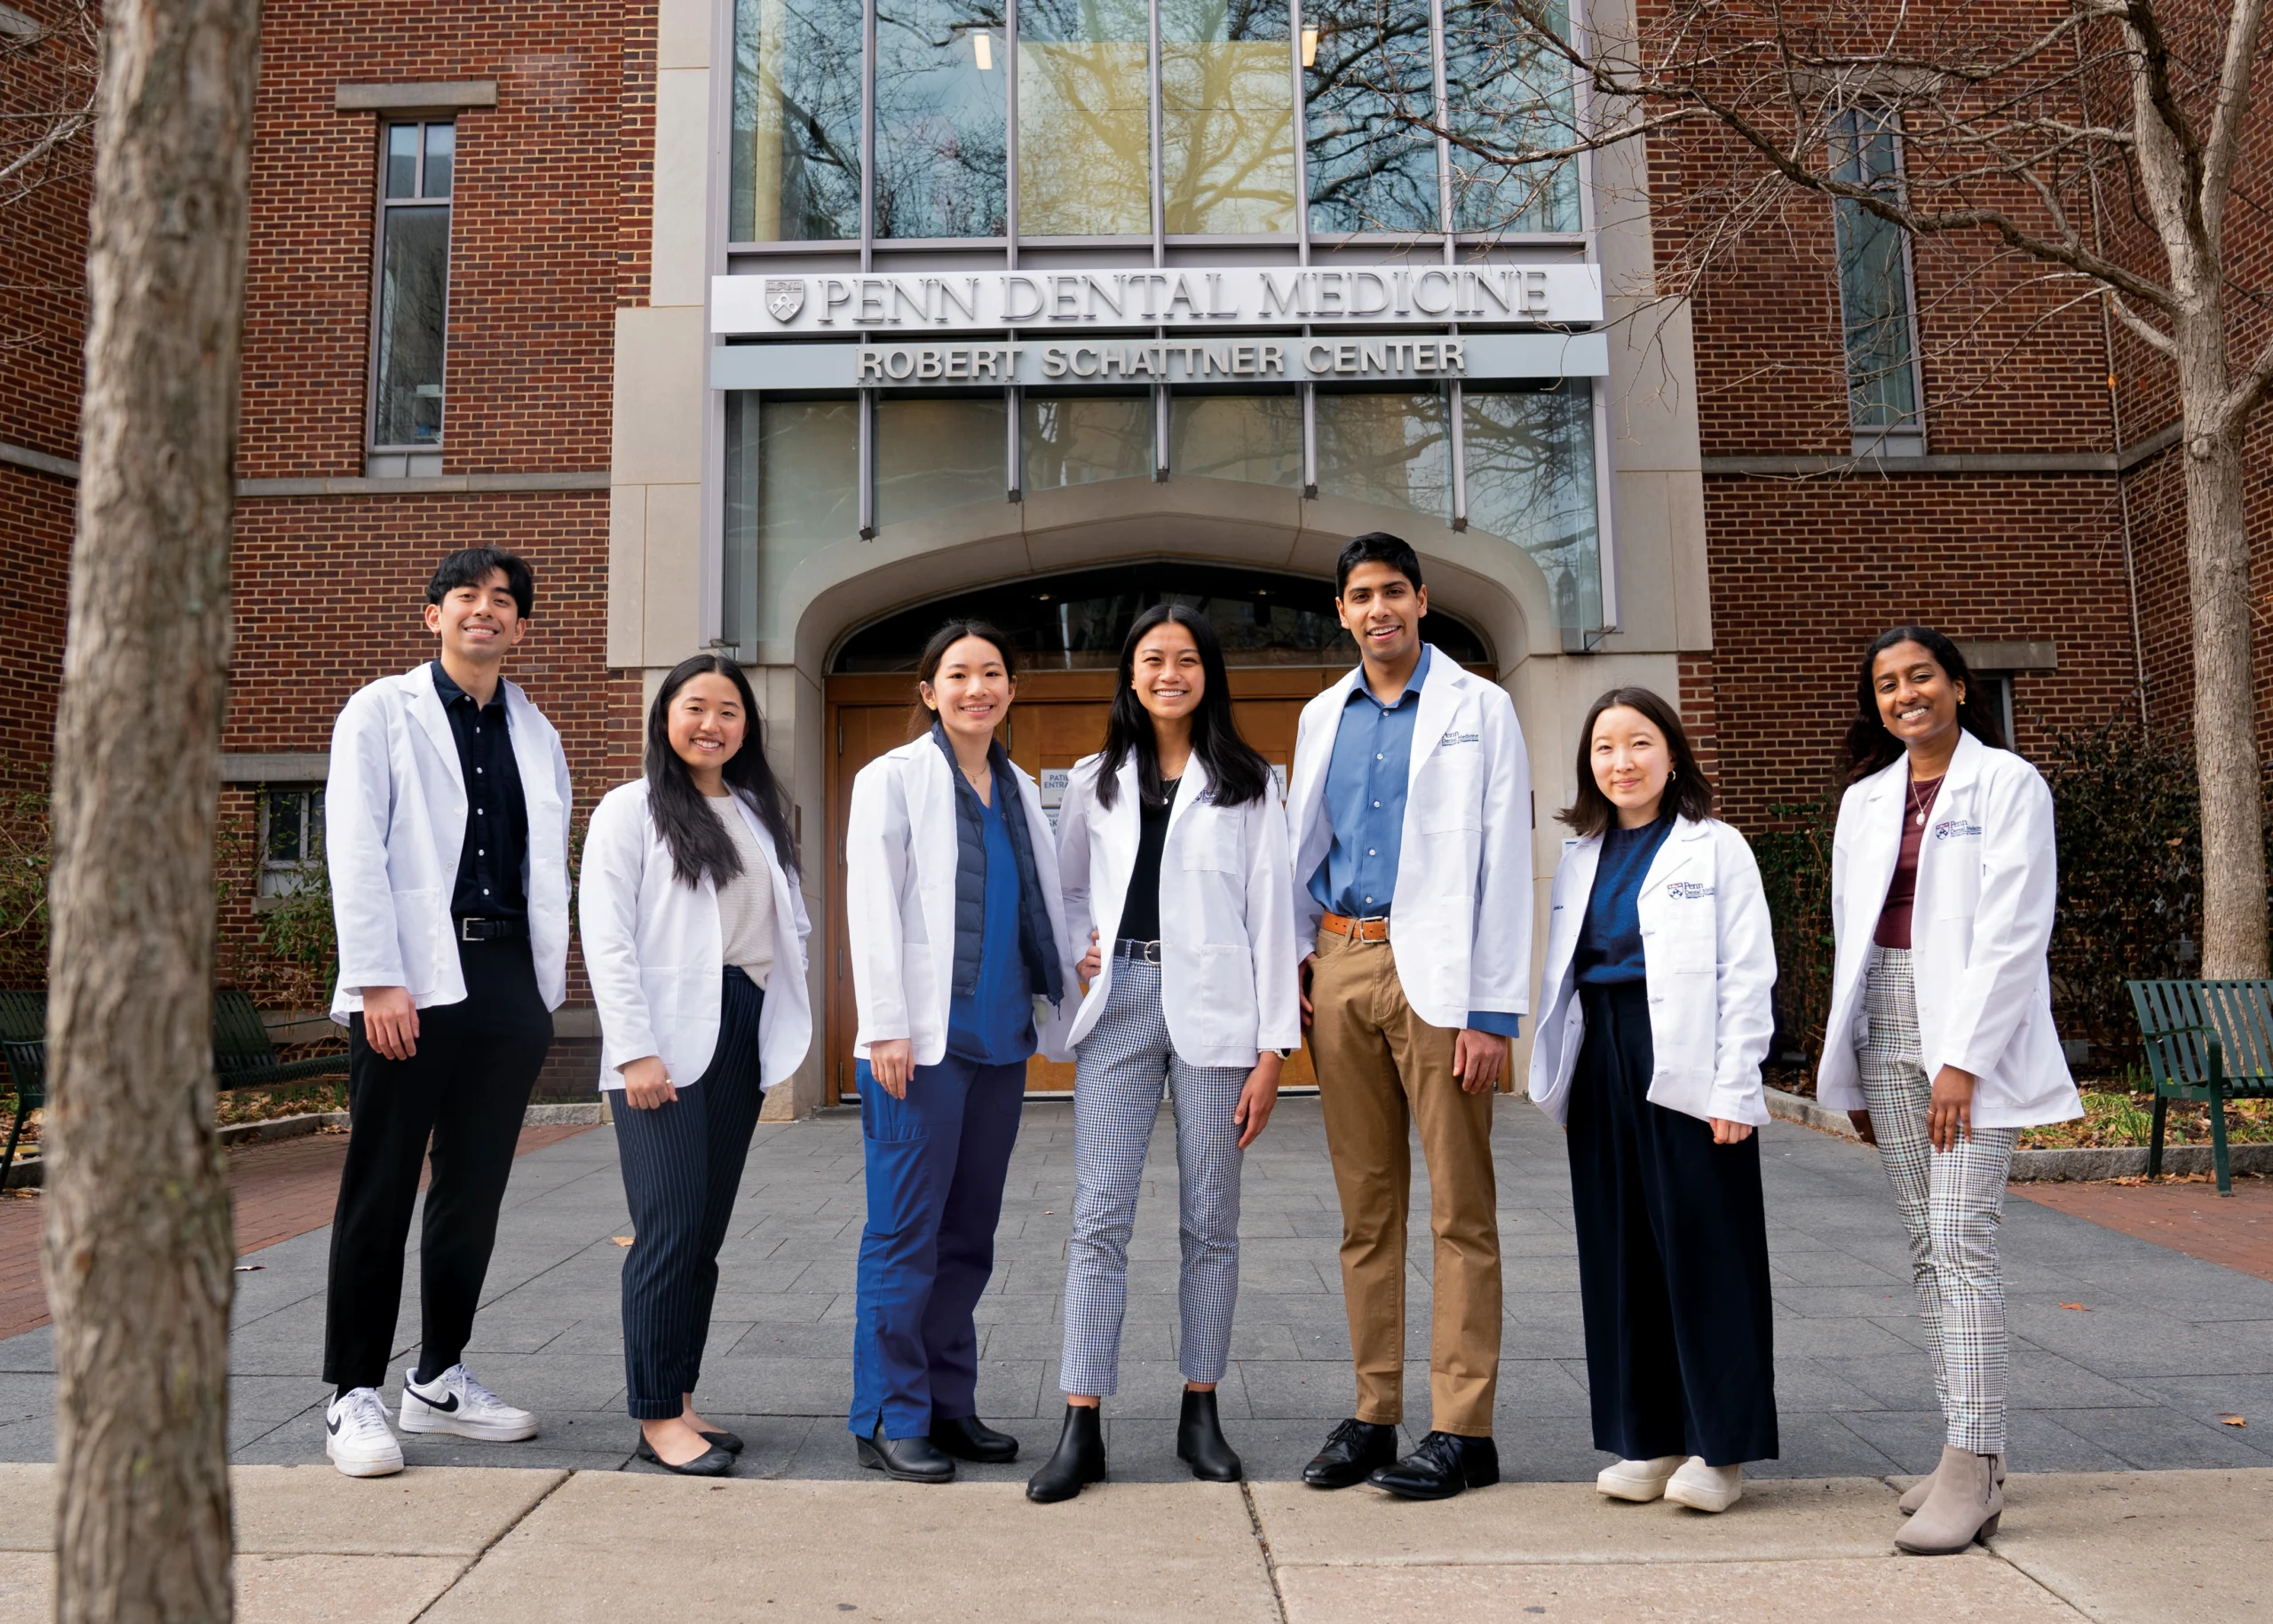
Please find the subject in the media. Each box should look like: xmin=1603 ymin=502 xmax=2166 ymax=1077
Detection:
xmin=1874 ymin=775 xmax=1944 ymax=950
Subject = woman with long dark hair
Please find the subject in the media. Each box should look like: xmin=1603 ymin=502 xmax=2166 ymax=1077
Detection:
xmin=1026 ymin=605 xmax=1299 ymax=1502
xmin=843 ymin=620 xmax=1080 ymax=1484
xmin=1529 ymin=687 xmax=1778 ymax=1514
xmin=1818 ymin=626 xmax=2078 ymax=1554
xmin=581 ymin=654 xmax=812 ymax=1476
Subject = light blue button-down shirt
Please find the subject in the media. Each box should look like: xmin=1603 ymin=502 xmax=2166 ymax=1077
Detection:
xmin=1306 ymin=646 xmax=1517 ymax=1037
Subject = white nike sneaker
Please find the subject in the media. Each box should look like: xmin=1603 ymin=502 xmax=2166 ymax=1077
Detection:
xmin=1663 ymin=1456 xmax=1744 ymax=1513
xmin=1596 ymin=1454 xmax=1687 ymax=1502
xmin=326 ymin=1387 xmax=405 ymax=1477
xmin=399 ymin=1364 xmax=539 ymax=1442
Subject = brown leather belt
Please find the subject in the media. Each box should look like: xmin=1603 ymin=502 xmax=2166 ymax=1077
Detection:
xmin=1320 ymin=911 xmax=1390 ymax=943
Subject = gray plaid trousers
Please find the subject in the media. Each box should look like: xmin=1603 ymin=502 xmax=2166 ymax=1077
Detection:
xmin=1058 ymin=959 xmax=1251 ymax=1397
xmin=1860 ymin=947 xmax=2017 ymax=1454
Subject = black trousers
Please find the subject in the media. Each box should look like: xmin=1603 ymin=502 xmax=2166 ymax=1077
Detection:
xmin=612 ymin=967 xmax=768 ymax=1420
xmin=1568 ymin=981 xmax=1778 ymax=1467
xmin=321 ymin=937 xmax=553 ymax=1390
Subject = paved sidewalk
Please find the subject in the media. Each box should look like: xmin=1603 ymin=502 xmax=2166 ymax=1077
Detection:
xmin=0 ymin=1462 xmax=2266 ymax=1623
xmin=0 ymin=1099 xmax=2269 ymax=1479
xmin=2014 ymin=1173 xmax=2273 ymax=1282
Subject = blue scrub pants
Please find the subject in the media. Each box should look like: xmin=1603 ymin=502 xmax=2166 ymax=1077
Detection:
xmin=849 ymin=1051 xmax=1027 ymax=1440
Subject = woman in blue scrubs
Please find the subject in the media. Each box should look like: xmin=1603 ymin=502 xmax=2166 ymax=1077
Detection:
xmin=841 ymin=619 xmax=1078 ymax=1482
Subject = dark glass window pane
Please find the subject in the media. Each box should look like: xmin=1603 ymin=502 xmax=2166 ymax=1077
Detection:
xmin=374 ymin=205 xmax=450 ymax=447
xmin=731 ymin=0 xmax=865 ymax=242
xmin=264 ymin=791 xmax=305 ymax=864
xmin=423 ymin=123 xmax=455 ymax=199
xmin=1443 ymin=0 xmax=1580 ymax=234
xmin=384 ymin=124 xmax=419 ymax=198
xmin=875 ymin=0 xmax=1007 ymax=238
xmin=1303 ymin=0 xmax=1437 ymax=234
xmin=1833 ymin=110 xmax=1921 ymax=432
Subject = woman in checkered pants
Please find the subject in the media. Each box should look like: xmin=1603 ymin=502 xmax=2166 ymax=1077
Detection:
xmin=1026 ymin=606 xmax=1302 ymax=1503
xmin=1816 ymin=626 xmax=2080 ymax=1556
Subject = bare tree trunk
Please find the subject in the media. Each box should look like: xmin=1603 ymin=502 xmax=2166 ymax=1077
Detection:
xmin=42 ymin=0 xmax=263 ymax=1618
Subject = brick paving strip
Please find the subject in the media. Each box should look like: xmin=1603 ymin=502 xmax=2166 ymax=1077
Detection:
xmin=0 ymin=1461 xmax=2264 ymax=1623
xmin=2011 ymin=1174 xmax=2273 ymax=1284
xmin=0 ymin=1123 xmax=596 ymax=1342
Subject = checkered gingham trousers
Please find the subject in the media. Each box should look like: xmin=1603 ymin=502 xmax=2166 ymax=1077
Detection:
xmin=1058 ymin=959 xmax=1252 ymax=1398
xmin=1860 ymin=947 xmax=2018 ymax=1454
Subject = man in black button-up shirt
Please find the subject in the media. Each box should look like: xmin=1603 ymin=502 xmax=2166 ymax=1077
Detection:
xmin=431 ymin=660 xmax=530 ymax=922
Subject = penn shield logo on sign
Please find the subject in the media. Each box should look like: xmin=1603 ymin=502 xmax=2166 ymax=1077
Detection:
xmin=764 ymin=279 xmax=805 ymax=323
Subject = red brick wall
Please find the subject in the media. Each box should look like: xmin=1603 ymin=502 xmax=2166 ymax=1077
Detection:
xmin=0 ymin=463 xmax=74 ymax=788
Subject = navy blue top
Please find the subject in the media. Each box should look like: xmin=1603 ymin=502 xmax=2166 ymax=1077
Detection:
xmin=1576 ymin=814 xmax=1676 ymax=986
xmin=430 ymin=661 xmax=528 ymax=921
xmin=946 ymin=786 xmax=1036 ymax=1065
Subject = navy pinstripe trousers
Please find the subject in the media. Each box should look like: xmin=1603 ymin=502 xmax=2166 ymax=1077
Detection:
xmin=612 ymin=967 xmax=767 ymax=1420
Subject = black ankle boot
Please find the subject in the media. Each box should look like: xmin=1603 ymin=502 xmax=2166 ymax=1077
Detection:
xmin=1176 ymin=1389 xmax=1242 ymax=1482
xmin=1026 ymin=1404 xmax=1107 ymax=1503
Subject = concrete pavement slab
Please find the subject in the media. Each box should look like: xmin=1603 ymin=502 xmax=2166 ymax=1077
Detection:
xmin=1986 ymin=1469 xmax=2273 ymax=1623
xmin=418 ymin=1477 xmax=1278 ymax=1624
xmin=230 ymin=1464 xmax=566 ymax=1555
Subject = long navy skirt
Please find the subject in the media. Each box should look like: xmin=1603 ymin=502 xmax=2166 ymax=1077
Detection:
xmin=1567 ymin=981 xmax=1778 ymax=1467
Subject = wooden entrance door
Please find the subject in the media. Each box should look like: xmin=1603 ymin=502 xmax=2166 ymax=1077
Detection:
xmin=823 ymin=668 xmax=1340 ymax=1101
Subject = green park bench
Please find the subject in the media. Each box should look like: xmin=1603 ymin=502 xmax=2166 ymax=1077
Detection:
xmin=2127 ymin=978 xmax=2273 ymax=1197
xmin=0 ymin=988 xmax=348 ymax=1188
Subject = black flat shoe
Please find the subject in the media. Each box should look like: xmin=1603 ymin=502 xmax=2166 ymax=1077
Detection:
xmin=699 ymin=1430 xmax=745 ymax=1455
xmin=1368 ymin=1430 xmax=1500 ymax=1500
xmin=1176 ymin=1390 xmax=1242 ymax=1483
xmin=634 ymin=1436 xmax=734 ymax=1477
xmin=1303 ymin=1419 xmax=1398 ymax=1489
xmin=857 ymin=1422 xmax=954 ymax=1484
xmin=1026 ymin=1404 xmax=1107 ymax=1503
xmin=931 ymin=1414 xmax=1019 ymax=1464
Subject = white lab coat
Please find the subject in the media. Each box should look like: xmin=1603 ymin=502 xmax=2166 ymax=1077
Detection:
xmin=1816 ymin=729 xmax=2080 ymax=1129
xmin=844 ymin=734 xmax=1081 ymax=1067
xmin=1285 ymin=648 xmax=1533 ymax=1034
xmin=1056 ymin=753 xmax=1303 ymax=1068
xmin=578 ymin=779 xmax=814 ymax=1093
xmin=1528 ymin=817 xmax=1778 ymax=1128
xmin=325 ymin=663 xmax=571 ymax=1021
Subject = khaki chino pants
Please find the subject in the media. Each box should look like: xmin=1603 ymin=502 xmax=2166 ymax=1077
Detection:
xmin=1308 ymin=926 xmax=1501 ymax=1437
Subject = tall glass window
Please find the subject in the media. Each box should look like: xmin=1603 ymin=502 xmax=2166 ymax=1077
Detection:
xmin=1168 ymin=392 xmax=1301 ymax=483
xmin=1018 ymin=0 xmax=1154 ymax=235
xmin=1463 ymin=385 xmax=1599 ymax=633
xmin=732 ymin=0 xmax=865 ymax=242
xmin=1302 ymin=0 xmax=1438 ymax=234
xmin=373 ymin=122 xmax=453 ymax=449
xmin=1022 ymin=394 xmax=1154 ymax=487
xmin=723 ymin=394 xmax=860 ymax=648
xmin=1161 ymin=0 xmax=1296 ymax=234
xmin=1832 ymin=107 xmax=1925 ymax=452
xmin=876 ymin=396 xmax=1008 ymax=522
xmin=1443 ymin=0 xmax=1580 ymax=234
xmin=875 ymin=0 xmax=1008 ymax=237
xmin=1314 ymin=390 xmax=1449 ymax=512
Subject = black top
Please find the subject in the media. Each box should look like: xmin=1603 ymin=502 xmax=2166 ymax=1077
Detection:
xmin=1575 ymin=813 xmax=1675 ymax=986
xmin=1115 ymin=777 xmax=1180 ymax=944
xmin=432 ymin=661 xmax=529 ymax=921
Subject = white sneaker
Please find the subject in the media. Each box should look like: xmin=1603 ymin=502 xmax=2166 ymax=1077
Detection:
xmin=399 ymin=1364 xmax=539 ymax=1442
xmin=326 ymin=1387 xmax=405 ymax=1477
xmin=1596 ymin=1454 xmax=1687 ymax=1501
xmin=1663 ymin=1456 xmax=1743 ymax=1513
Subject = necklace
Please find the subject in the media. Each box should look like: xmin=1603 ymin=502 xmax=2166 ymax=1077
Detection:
xmin=1909 ymin=774 xmax=1941 ymax=828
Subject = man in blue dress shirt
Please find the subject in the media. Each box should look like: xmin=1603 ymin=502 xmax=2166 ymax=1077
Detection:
xmin=1283 ymin=533 xmax=1533 ymax=1500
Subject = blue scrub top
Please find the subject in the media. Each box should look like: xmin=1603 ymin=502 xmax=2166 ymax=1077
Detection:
xmin=946 ymin=787 xmax=1036 ymax=1065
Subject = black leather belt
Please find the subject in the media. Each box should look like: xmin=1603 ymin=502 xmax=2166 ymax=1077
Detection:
xmin=1113 ymin=939 xmax=1163 ymax=964
xmin=457 ymin=916 xmax=527 ymax=942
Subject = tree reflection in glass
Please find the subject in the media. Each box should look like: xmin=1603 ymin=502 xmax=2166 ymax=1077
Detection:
xmin=1443 ymin=0 xmax=1580 ymax=234
xmin=1018 ymin=0 xmax=1153 ymax=236
xmin=876 ymin=0 xmax=1007 ymax=237
xmin=733 ymin=0 xmax=864 ymax=241
xmin=1303 ymin=0 xmax=1437 ymax=234
xmin=1161 ymin=0 xmax=1295 ymax=234
xmin=1314 ymin=390 xmax=1449 ymax=511
xmin=1463 ymin=385 xmax=1599 ymax=634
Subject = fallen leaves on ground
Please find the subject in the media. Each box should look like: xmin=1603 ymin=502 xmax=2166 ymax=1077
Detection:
xmin=614 ymin=1236 xmax=634 ymax=1247
xmin=2222 ymin=1415 xmax=2247 ymax=1428
xmin=2060 ymin=1303 xmax=2091 ymax=1311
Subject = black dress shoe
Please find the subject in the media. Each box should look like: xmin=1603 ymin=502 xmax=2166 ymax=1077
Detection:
xmin=699 ymin=1430 xmax=745 ymax=1455
xmin=1368 ymin=1430 xmax=1500 ymax=1500
xmin=1026 ymin=1404 xmax=1107 ymax=1503
xmin=1303 ymin=1419 xmax=1399 ymax=1489
xmin=634 ymin=1436 xmax=735 ymax=1477
xmin=931 ymin=1414 xmax=1019 ymax=1464
xmin=1176 ymin=1390 xmax=1242 ymax=1483
xmin=857 ymin=1422 xmax=955 ymax=1484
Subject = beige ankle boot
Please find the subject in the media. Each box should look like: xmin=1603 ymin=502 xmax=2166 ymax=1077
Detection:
xmin=1898 ymin=1446 xmax=2007 ymax=1514
xmin=1894 ymin=1448 xmax=2002 ymax=1554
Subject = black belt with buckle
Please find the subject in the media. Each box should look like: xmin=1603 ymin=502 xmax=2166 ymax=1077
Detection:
xmin=457 ymin=916 xmax=527 ymax=942
xmin=1113 ymin=939 xmax=1164 ymax=963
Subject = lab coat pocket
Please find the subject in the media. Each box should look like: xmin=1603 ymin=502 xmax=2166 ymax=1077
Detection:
xmin=1414 ymin=753 xmax=1485 ymax=832
xmin=1179 ymin=815 xmax=1241 ymax=873
xmin=1186 ymin=943 xmax=1258 ymax=1043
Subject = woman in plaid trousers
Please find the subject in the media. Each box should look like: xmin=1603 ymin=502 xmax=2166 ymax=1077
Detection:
xmin=1817 ymin=626 xmax=2080 ymax=1555
xmin=1026 ymin=606 xmax=1301 ymax=1503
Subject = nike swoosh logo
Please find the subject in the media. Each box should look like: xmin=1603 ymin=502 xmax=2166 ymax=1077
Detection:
xmin=417 ymin=1390 xmax=460 ymax=1413
xmin=327 ymin=1414 xmax=342 ymax=1435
